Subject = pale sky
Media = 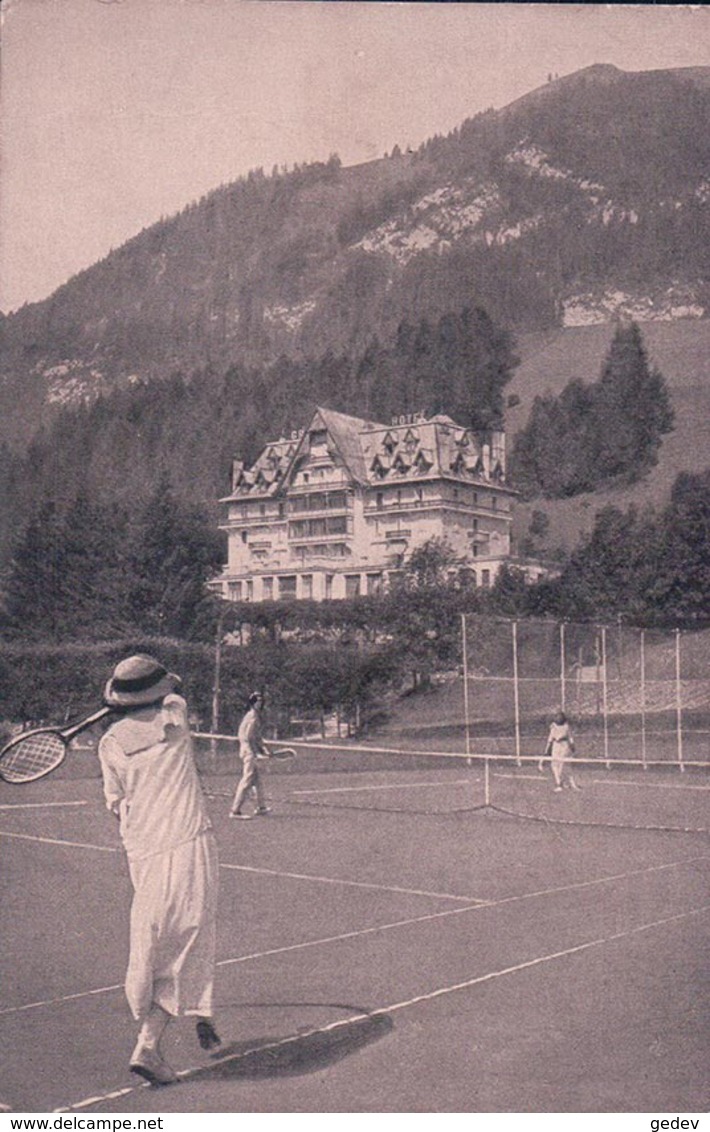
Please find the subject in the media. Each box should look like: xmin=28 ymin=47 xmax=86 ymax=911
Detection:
xmin=1 ymin=1 xmax=708 ymax=313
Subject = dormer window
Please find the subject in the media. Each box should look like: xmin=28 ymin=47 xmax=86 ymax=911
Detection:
xmin=392 ymin=449 xmax=412 ymax=474
xmin=382 ymin=432 xmax=398 ymax=455
xmin=309 ymin=429 xmax=328 ymax=449
xmin=414 ymin=449 xmax=433 ymax=473
xmin=371 ymin=455 xmax=389 ymax=479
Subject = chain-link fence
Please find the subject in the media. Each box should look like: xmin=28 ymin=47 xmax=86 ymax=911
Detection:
xmin=461 ymin=615 xmax=710 ymax=769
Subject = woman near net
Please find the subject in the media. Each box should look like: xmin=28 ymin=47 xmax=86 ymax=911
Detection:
xmin=539 ymin=709 xmax=581 ymax=793
xmin=99 ymin=654 xmax=221 ymax=1086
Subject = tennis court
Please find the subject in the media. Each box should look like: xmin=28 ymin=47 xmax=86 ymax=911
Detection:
xmin=0 ymin=739 xmax=708 ymax=1114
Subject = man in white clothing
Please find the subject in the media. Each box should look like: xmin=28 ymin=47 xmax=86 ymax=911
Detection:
xmin=230 ymin=692 xmax=271 ymax=819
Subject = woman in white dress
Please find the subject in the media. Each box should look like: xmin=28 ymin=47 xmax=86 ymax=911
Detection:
xmin=539 ymin=709 xmax=580 ymax=793
xmin=99 ymin=654 xmax=221 ymax=1085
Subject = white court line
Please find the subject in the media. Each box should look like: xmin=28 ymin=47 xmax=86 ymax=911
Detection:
xmin=495 ymin=772 xmax=710 ymax=792
xmin=0 ymin=828 xmax=482 ymax=904
xmin=53 ymin=901 xmax=710 ymax=1113
xmin=0 ymin=801 xmax=89 ymax=811
xmin=220 ymin=861 xmax=486 ymax=903
xmin=2 ymin=853 xmax=706 ymax=1019
xmin=0 ymin=829 xmax=118 ymax=853
xmin=589 ymin=778 xmax=710 ymax=792
xmin=291 ymin=778 xmax=476 ymax=796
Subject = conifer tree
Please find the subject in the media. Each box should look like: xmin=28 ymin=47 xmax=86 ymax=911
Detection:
xmin=59 ymin=495 xmax=129 ymax=637
xmin=4 ymin=503 xmax=69 ymax=640
xmin=594 ymin=321 xmax=674 ymax=480
xmin=127 ymin=476 xmax=224 ymax=638
xmin=653 ymin=470 xmax=710 ymax=621
xmin=510 ymin=322 xmax=674 ymax=498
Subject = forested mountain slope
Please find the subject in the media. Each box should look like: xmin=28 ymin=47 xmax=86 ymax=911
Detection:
xmin=1 ymin=64 xmax=708 ymax=450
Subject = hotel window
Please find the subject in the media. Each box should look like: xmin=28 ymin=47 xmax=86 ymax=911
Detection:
xmin=366 ymin=573 xmax=383 ymax=596
xmin=376 ymin=492 xmax=384 ymax=510
xmin=262 ymin=577 xmax=273 ymax=600
xmin=301 ymin=574 xmax=313 ymax=600
xmin=245 ymin=579 xmax=254 ymax=602
xmin=260 ymin=503 xmax=266 ymax=516
xmin=325 ymin=574 xmax=334 ymax=600
xmin=416 ymin=488 xmax=423 ymax=502
xmin=279 ymin=575 xmax=297 ymax=601
xmin=345 ymin=574 xmax=361 ymax=599
xmin=228 ymin=581 xmax=241 ymax=601
xmin=481 ymin=569 xmax=490 ymax=588
xmin=241 ymin=531 xmax=247 ymax=543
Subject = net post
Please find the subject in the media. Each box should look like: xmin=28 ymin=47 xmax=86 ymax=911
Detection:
xmin=601 ymin=625 xmax=610 ymax=769
xmin=640 ymin=628 xmax=647 ymax=770
xmin=461 ymin=613 xmax=471 ymax=758
xmin=559 ymin=621 xmax=566 ymax=713
xmin=675 ymin=628 xmax=685 ymax=773
xmin=512 ymin=619 xmax=521 ymax=767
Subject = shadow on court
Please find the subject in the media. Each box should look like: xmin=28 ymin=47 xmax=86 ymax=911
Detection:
xmin=190 ymin=1006 xmax=393 ymax=1081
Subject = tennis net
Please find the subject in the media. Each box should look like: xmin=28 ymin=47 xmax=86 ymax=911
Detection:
xmin=191 ymin=732 xmax=710 ymax=832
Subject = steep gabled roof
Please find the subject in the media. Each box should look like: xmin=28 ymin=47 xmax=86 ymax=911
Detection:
xmin=224 ymin=407 xmax=506 ymax=502
xmin=313 ymin=406 xmax=383 ymax=485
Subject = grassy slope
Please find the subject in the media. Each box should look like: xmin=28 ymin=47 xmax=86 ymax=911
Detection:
xmin=507 ymin=320 xmax=710 ymax=550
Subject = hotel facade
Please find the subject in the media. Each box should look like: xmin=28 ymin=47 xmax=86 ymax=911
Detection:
xmin=213 ymin=406 xmax=521 ymax=603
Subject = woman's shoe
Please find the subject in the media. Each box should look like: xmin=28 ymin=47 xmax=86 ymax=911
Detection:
xmin=129 ymin=1046 xmax=178 ymax=1086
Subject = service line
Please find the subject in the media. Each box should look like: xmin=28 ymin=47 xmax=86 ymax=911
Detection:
xmin=1 ymin=853 xmax=706 ymax=1018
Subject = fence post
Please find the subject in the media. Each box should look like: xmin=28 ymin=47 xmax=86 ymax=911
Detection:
xmin=560 ymin=622 xmax=566 ymax=712
xmin=461 ymin=614 xmax=471 ymax=758
xmin=211 ymin=611 xmax=226 ymax=762
xmin=640 ymin=628 xmax=647 ymax=771
xmin=601 ymin=626 xmax=610 ymax=769
xmin=512 ymin=620 xmax=521 ymax=767
xmin=675 ymin=628 xmax=685 ymax=773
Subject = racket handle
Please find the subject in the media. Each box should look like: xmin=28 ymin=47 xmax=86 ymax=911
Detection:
xmin=62 ymin=706 xmax=114 ymax=741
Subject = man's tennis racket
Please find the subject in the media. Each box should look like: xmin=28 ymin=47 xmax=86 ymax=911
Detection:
xmin=262 ymin=746 xmax=296 ymax=762
xmin=0 ymin=708 xmax=113 ymax=784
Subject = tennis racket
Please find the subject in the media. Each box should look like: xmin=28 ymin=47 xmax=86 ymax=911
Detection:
xmin=0 ymin=707 xmax=113 ymax=784
xmin=262 ymin=746 xmax=296 ymax=762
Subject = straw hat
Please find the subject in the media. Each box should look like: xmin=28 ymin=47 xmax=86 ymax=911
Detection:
xmin=104 ymin=654 xmax=181 ymax=707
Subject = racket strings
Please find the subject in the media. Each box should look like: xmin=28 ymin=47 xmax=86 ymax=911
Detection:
xmin=0 ymin=732 xmax=66 ymax=783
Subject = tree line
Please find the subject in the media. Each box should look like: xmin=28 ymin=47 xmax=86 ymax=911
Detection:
xmin=1 ymin=469 xmax=707 ymax=736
